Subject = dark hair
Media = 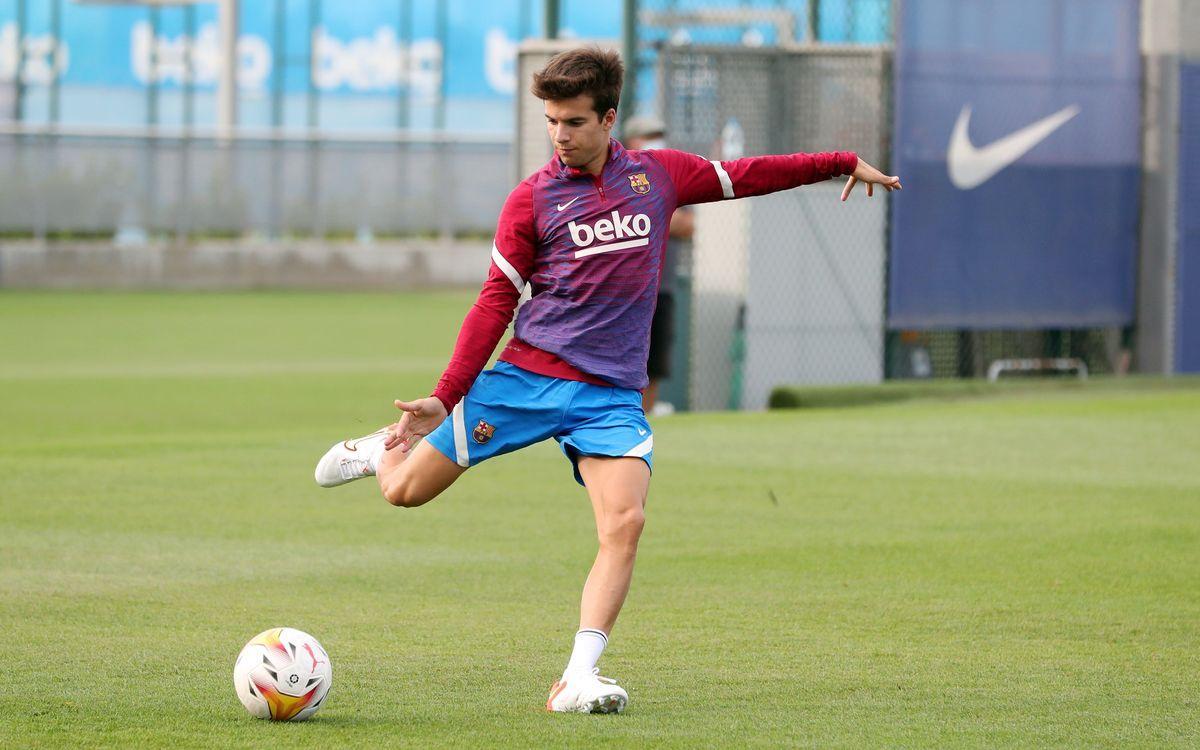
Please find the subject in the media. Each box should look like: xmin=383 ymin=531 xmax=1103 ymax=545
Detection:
xmin=531 ymin=47 xmax=624 ymax=119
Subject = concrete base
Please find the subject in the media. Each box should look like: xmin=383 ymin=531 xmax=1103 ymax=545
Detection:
xmin=0 ymin=238 xmax=491 ymax=290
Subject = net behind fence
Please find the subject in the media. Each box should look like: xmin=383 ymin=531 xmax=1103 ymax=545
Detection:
xmin=658 ymin=46 xmax=891 ymax=166
xmin=889 ymin=329 xmax=1128 ymax=380
xmin=656 ymin=45 xmax=891 ymax=409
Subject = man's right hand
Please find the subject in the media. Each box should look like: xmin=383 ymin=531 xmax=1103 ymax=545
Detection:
xmin=385 ymin=397 xmax=450 ymax=453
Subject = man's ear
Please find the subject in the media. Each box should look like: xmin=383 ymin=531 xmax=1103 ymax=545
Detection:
xmin=602 ymin=108 xmax=617 ymax=132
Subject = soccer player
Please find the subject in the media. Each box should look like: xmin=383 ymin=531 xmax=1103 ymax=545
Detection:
xmin=314 ymin=47 xmax=901 ymax=714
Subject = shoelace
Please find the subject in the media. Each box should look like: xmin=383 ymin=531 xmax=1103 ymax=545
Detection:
xmin=590 ymin=668 xmax=619 ymax=685
xmin=337 ymin=457 xmax=372 ymax=480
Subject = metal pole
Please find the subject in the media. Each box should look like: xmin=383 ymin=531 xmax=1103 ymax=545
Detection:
xmin=307 ymin=0 xmax=319 ymax=129
xmin=397 ymin=0 xmax=411 ymax=129
xmin=620 ymin=0 xmax=637 ymax=130
xmin=306 ymin=0 xmax=322 ymax=236
xmin=217 ymin=0 xmax=239 ymax=139
xmin=14 ymin=0 xmax=26 ymax=122
xmin=49 ymin=0 xmax=62 ymax=124
xmin=178 ymin=0 xmax=196 ymax=241
xmin=147 ymin=4 xmax=160 ymax=127
xmin=270 ymin=0 xmax=285 ymax=237
xmin=544 ymin=0 xmax=559 ymax=39
xmin=435 ymin=0 xmax=449 ymax=237
xmin=435 ymin=0 xmax=447 ymax=131
xmin=272 ymin=0 xmax=285 ymax=128
xmin=144 ymin=4 xmax=160 ymax=235
xmin=184 ymin=3 xmax=196 ymax=129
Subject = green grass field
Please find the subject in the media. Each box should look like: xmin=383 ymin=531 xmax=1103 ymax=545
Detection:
xmin=2 ymin=291 xmax=1198 ymax=748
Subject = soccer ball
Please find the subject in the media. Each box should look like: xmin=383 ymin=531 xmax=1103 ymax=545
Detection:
xmin=233 ymin=627 xmax=332 ymax=721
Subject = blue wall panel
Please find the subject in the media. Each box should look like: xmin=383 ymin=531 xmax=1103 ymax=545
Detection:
xmin=889 ymin=0 xmax=1142 ymax=329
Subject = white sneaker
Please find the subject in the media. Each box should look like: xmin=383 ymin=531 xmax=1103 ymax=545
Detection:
xmin=546 ymin=668 xmax=628 ymax=714
xmin=314 ymin=428 xmax=387 ymax=488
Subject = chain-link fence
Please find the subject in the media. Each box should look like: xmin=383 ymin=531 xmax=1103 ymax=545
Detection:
xmin=653 ymin=45 xmax=891 ymax=410
xmin=657 ymin=46 xmax=891 ymax=165
xmin=888 ymin=329 xmax=1129 ymax=380
xmin=0 ymin=130 xmax=509 ymax=238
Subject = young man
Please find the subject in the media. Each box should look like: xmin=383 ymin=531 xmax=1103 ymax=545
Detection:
xmin=314 ymin=47 xmax=900 ymax=714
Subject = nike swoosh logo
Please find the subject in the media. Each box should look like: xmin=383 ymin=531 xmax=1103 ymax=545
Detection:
xmin=637 ymin=428 xmax=647 ymax=436
xmin=947 ymin=104 xmax=1080 ymax=190
xmin=556 ymin=196 xmax=581 ymax=212
xmin=343 ymin=428 xmax=387 ymax=452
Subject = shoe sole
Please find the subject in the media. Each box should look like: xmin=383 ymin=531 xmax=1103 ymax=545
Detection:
xmin=585 ymin=693 xmax=627 ymax=714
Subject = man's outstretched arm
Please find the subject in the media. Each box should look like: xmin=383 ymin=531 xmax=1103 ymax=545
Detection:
xmin=645 ymin=148 xmax=899 ymax=206
xmin=385 ymin=183 xmax=537 ymax=452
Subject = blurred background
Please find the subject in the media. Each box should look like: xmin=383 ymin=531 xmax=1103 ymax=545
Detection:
xmin=1 ymin=0 xmax=1197 ymax=411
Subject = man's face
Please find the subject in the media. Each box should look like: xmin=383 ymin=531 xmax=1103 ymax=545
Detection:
xmin=544 ymin=95 xmax=616 ymax=169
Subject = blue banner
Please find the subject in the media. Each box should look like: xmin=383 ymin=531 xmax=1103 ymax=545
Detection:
xmin=1178 ymin=62 xmax=1200 ymax=373
xmin=0 ymin=1 xmax=889 ymax=133
xmin=0 ymin=1 xmax=605 ymax=131
xmin=888 ymin=0 xmax=1142 ymax=329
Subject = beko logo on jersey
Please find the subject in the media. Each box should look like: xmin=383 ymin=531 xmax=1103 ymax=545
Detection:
xmin=567 ymin=211 xmax=652 ymax=259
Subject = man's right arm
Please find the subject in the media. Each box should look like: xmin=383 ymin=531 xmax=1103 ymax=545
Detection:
xmin=430 ymin=182 xmax=537 ymax=414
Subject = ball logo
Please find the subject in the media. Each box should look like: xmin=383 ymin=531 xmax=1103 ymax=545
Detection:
xmin=567 ymin=210 xmax=652 ymax=259
xmin=288 ymin=674 xmax=299 ymax=685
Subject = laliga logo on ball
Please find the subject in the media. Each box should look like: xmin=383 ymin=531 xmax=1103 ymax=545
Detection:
xmin=568 ymin=211 xmax=651 ymax=248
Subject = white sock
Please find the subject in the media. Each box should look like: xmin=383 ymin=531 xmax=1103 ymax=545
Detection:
xmin=563 ymin=628 xmax=608 ymax=678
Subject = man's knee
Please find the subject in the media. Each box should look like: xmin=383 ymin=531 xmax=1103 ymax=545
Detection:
xmin=599 ymin=504 xmax=645 ymax=550
xmin=381 ymin=473 xmax=433 ymax=508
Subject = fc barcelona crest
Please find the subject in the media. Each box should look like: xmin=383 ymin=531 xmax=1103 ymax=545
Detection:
xmin=628 ymin=172 xmax=651 ymax=195
xmin=472 ymin=419 xmax=496 ymax=444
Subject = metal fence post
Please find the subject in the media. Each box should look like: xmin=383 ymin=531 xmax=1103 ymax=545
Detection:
xmin=545 ymin=0 xmax=559 ymax=39
xmin=307 ymin=0 xmax=323 ymax=237
xmin=14 ymin=0 xmax=26 ymax=122
xmin=621 ymin=0 xmax=638 ymax=130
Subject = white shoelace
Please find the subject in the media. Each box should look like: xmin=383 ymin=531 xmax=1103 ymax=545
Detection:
xmin=337 ymin=457 xmax=372 ymax=480
xmin=575 ymin=667 xmax=618 ymax=685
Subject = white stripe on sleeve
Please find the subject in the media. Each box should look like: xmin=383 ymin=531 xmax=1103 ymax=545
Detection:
xmin=491 ymin=244 xmax=526 ymax=292
xmin=451 ymin=399 xmax=470 ymax=467
xmin=710 ymin=160 xmax=735 ymax=199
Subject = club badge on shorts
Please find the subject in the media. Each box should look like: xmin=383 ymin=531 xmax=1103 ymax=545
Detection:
xmin=628 ymin=172 xmax=651 ymax=195
xmin=472 ymin=419 xmax=496 ymax=444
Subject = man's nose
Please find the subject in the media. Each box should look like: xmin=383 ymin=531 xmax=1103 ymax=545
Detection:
xmin=554 ymin=126 xmax=570 ymax=143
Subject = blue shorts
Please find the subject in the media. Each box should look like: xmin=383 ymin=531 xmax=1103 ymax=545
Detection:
xmin=425 ymin=361 xmax=653 ymax=486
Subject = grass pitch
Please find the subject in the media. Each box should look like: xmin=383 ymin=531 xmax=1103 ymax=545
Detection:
xmin=1 ymin=291 xmax=1198 ymax=748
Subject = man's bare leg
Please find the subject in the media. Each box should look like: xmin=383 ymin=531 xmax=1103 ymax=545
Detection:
xmin=375 ymin=439 xmax=466 ymax=508
xmin=547 ymin=456 xmax=648 ymax=713
xmin=576 ymin=456 xmax=650 ymax=632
